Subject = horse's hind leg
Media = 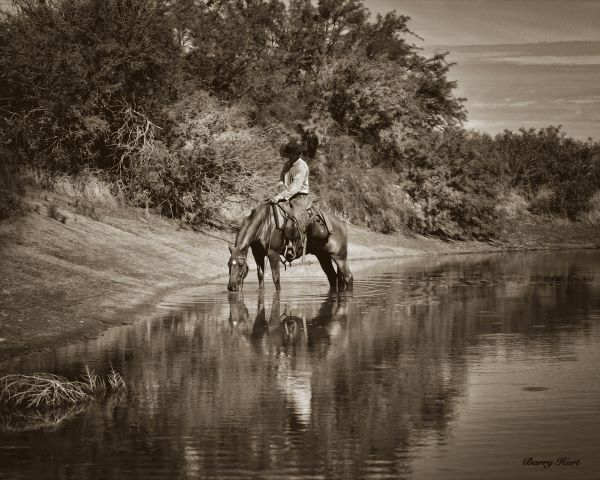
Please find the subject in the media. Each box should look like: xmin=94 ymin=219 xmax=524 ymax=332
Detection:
xmin=332 ymin=256 xmax=353 ymax=291
xmin=316 ymin=252 xmax=338 ymax=290
xmin=337 ymin=268 xmax=344 ymax=290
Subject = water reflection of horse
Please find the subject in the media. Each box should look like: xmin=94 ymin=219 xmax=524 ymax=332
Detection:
xmin=227 ymin=204 xmax=353 ymax=292
xmin=228 ymin=292 xmax=351 ymax=428
xmin=228 ymin=292 xmax=350 ymax=356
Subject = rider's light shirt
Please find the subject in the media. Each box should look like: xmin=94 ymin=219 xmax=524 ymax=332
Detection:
xmin=276 ymin=157 xmax=309 ymax=201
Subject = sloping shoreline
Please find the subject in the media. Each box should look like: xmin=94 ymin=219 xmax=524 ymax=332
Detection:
xmin=1 ymin=188 xmax=599 ymax=362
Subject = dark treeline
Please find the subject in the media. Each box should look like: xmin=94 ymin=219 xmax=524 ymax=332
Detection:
xmin=1 ymin=0 xmax=599 ymax=237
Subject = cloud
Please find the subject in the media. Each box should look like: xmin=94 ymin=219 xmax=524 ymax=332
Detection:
xmin=490 ymin=55 xmax=600 ymax=66
xmin=569 ymin=96 xmax=600 ymax=104
xmin=433 ymin=41 xmax=600 ymax=67
xmin=469 ymin=100 xmax=536 ymax=109
xmin=551 ymin=96 xmax=600 ymax=105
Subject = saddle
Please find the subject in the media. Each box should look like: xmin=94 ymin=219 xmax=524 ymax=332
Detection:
xmin=271 ymin=202 xmax=333 ymax=264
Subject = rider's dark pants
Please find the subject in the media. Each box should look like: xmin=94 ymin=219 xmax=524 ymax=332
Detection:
xmin=282 ymin=193 xmax=309 ymax=259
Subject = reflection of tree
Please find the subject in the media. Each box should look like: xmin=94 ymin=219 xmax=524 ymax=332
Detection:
xmin=230 ymin=292 xmax=351 ymax=430
xmin=4 ymin=251 xmax=600 ymax=479
xmin=223 ymin=291 xmax=467 ymax=478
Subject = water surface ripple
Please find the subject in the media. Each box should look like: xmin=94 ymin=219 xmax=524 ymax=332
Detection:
xmin=1 ymin=251 xmax=600 ymax=479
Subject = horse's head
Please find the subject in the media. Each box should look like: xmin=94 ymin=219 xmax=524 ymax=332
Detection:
xmin=227 ymin=244 xmax=249 ymax=291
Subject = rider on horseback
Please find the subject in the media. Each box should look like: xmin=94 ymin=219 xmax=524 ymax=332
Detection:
xmin=270 ymin=141 xmax=310 ymax=261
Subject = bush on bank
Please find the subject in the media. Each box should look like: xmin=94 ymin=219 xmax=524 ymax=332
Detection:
xmin=1 ymin=0 xmax=599 ymax=236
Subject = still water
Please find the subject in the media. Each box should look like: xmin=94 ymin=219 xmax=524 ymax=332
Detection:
xmin=1 ymin=251 xmax=600 ymax=479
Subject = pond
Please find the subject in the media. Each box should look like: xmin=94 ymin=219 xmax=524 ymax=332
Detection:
xmin=1 ymin=251 xmax=600 ymax=479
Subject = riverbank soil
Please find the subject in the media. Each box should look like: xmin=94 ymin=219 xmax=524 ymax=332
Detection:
xmin=1 ymin=187 xmax=599 ymax=361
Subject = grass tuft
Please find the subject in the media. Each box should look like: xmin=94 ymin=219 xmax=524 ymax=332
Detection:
xmin=496 ymin=189 xmax=530 ymax=220
xmin=46 ymin=203 xmax=67 ymax=223
xmin=28 ymin=169 xmax=120 ymax=211
xmin=582 ymin=191 xmax=600 ymax=226
xmin=0 ymin=366 xmax=126 ymax=410
xmin=107 ymin=368 xmax=127 ymax=391
xmin=0 ymin=373 xmax=92 ymax=409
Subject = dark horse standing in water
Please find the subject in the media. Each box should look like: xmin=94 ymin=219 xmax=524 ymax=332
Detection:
xmin=227 ymin=204 xmax=353 ymax=292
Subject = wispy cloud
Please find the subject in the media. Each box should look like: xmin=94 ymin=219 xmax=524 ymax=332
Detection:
xmin=368 ymin=1 xmax=600 ymax=46
xmin=469 ymin=100 xmax=536 ymax=109
xmin=443 ymin=41 xmax=600 ymax=140
xmin=489 ymin=55 xmax=600 ymax=66
xmin=552 ymin=96 xmax=600 ymax=105
xmin=434 ymin=41 xmax=600 ymax=65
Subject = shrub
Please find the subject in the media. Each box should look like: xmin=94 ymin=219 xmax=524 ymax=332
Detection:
xmin=29 ymin=169 xmax=119 ymax=207
xmin=0 ymin=0 xmax=178 ymax=173
xmin=399 ymin=129 xmax=502 ymax=239
xmin=492 ymin=127 xmax=600 ymax=219
xmin=313 ymin=136 xmax=423 ymax=233
xmin=527 ymin=186 xmax=555 ymax=215
xmin=124 ymin=92 xmax=280 ymax=226
xmin=495 ymin=189 xmax=530 ymax=220
xmin=581 ymin=191 xmax=600 ymax=226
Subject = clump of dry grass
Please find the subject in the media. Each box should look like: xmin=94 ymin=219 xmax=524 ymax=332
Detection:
xmin=28 ymin=168 xmax=120 ymax=209
xmin=528 ymin=186 xmax=555 ymax=215
xmin=581 ymin=191 xmax=600 ymax=226
xmin=46 ymin=202 xmax=68 ymax=223
xmin=107 ymin=368 xmax=127 ymax=390
xmin=0 ymin=373 xmax=91 ymax=408
xmin=496 ymin=189 xmax=530 ymax=220
xmin=0 ymin=374 xmax=128 ymax=433
xmin=0 ymin=366 xmax=126 ymax=410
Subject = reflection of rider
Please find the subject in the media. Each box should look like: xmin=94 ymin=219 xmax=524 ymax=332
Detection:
xmin=270 ymin=141 xmax=310 ymax=261
xmin=228 ymin=292 xmax=350 ymax=355
xmin=228 ymin=292 xmax=350 ymax=429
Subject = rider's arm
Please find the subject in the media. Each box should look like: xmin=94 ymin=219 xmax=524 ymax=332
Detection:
xmin=278 ymin=160 xmax=289 ymax=185
xmin=276 ymin=161 xmax=309 ymax=201
xmin=276 ymin=162 xmax=288 ymax=193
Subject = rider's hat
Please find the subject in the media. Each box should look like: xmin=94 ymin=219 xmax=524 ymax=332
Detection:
xmin=280 ymin=141 xmax=303 ymax=160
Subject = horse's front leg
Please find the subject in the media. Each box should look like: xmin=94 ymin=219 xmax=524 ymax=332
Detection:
xmin=268 ymin=250 xmax=281 ymax=291
xmin=252 ymin=249 xmax=266 ymax=290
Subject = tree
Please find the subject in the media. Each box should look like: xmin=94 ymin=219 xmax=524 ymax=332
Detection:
xmin=0 ymin=0 xmax=179 ymax=171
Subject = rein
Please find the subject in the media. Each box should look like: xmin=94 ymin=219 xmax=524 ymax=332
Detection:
xmin=230 ymin=254 xmax=249 ymax=290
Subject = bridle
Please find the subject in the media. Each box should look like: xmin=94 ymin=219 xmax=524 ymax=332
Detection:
xmin=229 ymin=254 xmax=249 ymax=289
xmin=230 ymin=255 xmax=247 ymax=265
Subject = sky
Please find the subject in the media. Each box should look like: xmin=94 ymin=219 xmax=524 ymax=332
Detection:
xmin=2 ymin=0 xmax=598 ymax=140
xmin=365 ymin=0 xmax=600 ymax=140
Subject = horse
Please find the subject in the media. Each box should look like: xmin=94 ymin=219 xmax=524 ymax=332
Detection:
xmin=227 ymin=203 xmax=353 ymax=292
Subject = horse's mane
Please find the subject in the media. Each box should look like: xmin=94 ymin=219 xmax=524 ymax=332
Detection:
xmin=234 ymin=203 xmax=271 ymax=252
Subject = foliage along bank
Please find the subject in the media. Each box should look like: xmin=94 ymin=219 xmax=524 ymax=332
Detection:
xmin=1 ymin=0 xmax=599 ymax=237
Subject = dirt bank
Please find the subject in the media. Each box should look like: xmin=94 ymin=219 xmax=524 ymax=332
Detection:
xmin=1 ymin=187 xmax=599 ymax=362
